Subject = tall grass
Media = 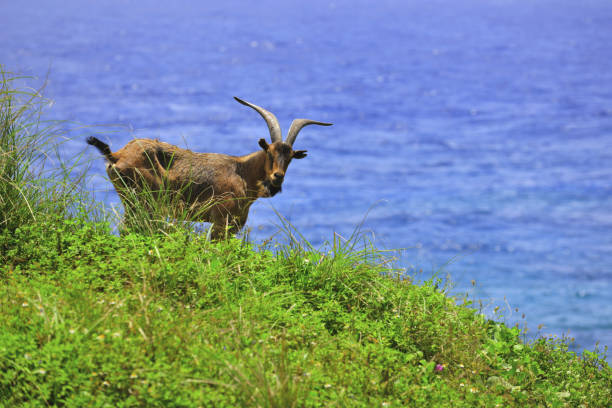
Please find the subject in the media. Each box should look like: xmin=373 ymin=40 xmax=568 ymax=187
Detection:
xmin=0 ymin=68 xmax=95 ymax=235
xmin=105 ymin=164 xmax=218 ymax=237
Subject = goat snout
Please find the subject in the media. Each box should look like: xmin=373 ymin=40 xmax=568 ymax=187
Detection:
xmin=272 ymin=172 xmax=285 ymax=185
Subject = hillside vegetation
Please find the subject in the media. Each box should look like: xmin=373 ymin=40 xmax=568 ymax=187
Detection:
xmin=1 ymin=70 xmax=610 ymax=407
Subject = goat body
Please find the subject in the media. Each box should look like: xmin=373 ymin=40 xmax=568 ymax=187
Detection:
xmin=88 ymin=97 xmax=331 ymax=238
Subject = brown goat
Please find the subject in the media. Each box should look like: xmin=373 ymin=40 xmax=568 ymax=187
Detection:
xmin=87 ymin=97 xmax=332 ymax=238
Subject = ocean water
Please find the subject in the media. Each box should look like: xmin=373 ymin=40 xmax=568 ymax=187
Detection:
xmin=2 ymin=0 xmax=611 ymax=356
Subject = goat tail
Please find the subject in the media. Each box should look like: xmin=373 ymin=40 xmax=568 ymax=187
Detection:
xmin=87 ymin=136 xmax=117 ymax=163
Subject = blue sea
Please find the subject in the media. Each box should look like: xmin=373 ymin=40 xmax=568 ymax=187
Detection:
xmin=2 ymin=0 xmax=611 ymax=356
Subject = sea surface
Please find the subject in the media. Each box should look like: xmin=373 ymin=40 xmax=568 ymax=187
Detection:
xmin=2 ymin=0 xmax=611 ymax=356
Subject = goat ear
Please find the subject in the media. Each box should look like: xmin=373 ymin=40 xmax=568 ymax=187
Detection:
xmin=258 ymin=138 xmax=269 ymax=151
xmin=293 ymin=150 xmax=308 ymax=159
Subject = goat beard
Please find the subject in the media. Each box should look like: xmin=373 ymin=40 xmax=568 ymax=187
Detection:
xmin=258 ymin=180 xmax=282 ymax=198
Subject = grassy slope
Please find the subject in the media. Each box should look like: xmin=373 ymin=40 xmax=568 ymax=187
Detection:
xmin=1 ymin=69 xmax=610 ymax=407
xmin=1 ymin=220 xmax=610 ymax=407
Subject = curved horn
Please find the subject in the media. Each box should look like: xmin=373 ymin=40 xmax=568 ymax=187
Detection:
xmin=285 ymin=119 xmax=333 ymax=146
xmin=234 ymin=97 xmax=282 ymax=143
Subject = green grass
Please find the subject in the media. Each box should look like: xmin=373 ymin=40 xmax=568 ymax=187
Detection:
xmin=0 ymin=69 xmax=99 ymax=234
xmin=1 ymin=69 xmax=610 ymax=407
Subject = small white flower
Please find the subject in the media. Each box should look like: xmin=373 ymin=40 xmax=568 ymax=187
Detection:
xmin=21 ymin=302 xmax=29 ymax=308
xmin=324 ymin=383 xmax=332 ymax=389
xmin=69 ymin=328 xmax=76 ymax=334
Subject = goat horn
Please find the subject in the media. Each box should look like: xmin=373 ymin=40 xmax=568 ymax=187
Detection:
xmin=285 ymin=119 xmax=333 ymax=146
xmin=234 ymin=97 xmax=282 ymax=143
